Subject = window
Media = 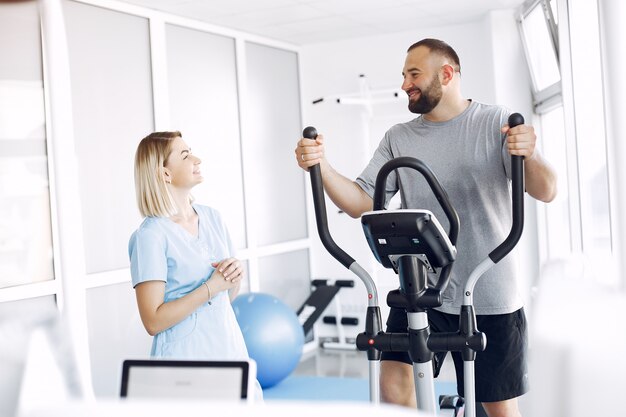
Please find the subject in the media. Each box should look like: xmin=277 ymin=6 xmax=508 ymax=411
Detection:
xmin=537 ymin=106 xmax=570 ymax=259
xmin=520 ymin=0 xmax=614 ymax=285
xmin=64 ymin=2 xmax=154 ymax=274
xmin=0 ymin=2 xmax=54 ymax=290
xmin=567 ymin=0 xmax=611 ymax=258
xmin=520 ymin=0 xmax=560 ymax=92
xmin=165 ymin=24 xmax=246 ymax=249
xmin=519 ymin=0 xmax=561 ymax=112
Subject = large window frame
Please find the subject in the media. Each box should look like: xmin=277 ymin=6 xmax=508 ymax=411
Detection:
xmin=0 ymin=2 xmax=58 ymax=301
xmin=519 ymin=0 xmax=616 ymax=287
xmin=518 ymin=0 xmax=561 ymax=113
xmin=0 ymin=0 xmax=311 ymax=300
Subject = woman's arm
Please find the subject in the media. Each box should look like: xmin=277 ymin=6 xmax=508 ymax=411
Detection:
xmin=135 ymin=261 xmax=242 ymax=336
xmin=135 ymin=280 xmax=210 ymax=336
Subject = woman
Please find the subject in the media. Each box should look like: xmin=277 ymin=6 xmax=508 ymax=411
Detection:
xmin=128 ymin=131 xmax=251 ymax=366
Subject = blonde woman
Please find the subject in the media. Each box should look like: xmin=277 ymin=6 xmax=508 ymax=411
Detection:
xmin=129 ymin=131 xmax=254 ymax=374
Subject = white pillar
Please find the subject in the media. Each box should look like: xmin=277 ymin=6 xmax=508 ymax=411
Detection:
xmin=39 ymin=0 xmax=94 ymax=398
xmin=598 ymin=0 xmax=626 ymax=291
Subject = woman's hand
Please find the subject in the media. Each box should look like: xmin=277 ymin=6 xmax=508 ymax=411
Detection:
xmin=210 ymin=258 xmax=244 ymax=300
xmin=210 ymin=258 xmax=244 ymax=289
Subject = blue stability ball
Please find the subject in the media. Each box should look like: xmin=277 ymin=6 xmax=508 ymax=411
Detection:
xmin=232 ymin=293 xmax=304 ymax=388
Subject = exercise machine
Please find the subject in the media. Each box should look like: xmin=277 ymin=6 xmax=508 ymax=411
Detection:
xmin=302 ymin=113 xmax=525 ymax=416
xmin=297 ymin=278 xmax=358 ymax=349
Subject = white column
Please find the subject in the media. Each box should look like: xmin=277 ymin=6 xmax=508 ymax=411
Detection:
xmin=598 ymin=0 xmax=626 ymax=291
xmin=39 ymin=0 xmax=94 ymax=398
xmin=149 ymin=16 xmax=170 ymax=130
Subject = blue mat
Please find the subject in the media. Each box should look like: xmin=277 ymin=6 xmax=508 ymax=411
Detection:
xmin=263 ymin=375 xmax=458 ymax=402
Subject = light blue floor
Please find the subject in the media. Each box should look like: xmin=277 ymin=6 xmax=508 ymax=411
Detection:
xmin=264 ymin=374 xmax=458 ymax=402
xmin=263 ymin=348 xmax=459 ymax=402
xmin=263 ymin=376 xmax=369 ymax=401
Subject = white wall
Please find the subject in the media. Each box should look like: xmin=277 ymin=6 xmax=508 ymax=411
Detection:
xmin=299 ymin=11 xmax=535 ymax=342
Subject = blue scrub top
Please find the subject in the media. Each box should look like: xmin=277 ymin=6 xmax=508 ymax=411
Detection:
xmin=128 ymin=204 xmax=249 ymax=361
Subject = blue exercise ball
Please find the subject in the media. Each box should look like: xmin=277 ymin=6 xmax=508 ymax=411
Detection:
xmin=232 ymin=293 xmax=304 ymax=388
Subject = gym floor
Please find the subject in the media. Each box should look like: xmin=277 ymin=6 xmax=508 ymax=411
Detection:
xmin=280 ymin=348 xmax=505 ymax=417
xmin=263 ymin=347 xmax=459 ymax=403
xmin=293 ymin=347 xmax=457 ymax=382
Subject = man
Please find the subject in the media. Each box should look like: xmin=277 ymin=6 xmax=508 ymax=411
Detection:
xmin=295 ymin=38 xmax=556 ymax=417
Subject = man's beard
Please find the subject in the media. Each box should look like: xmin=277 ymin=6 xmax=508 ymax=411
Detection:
xmin=407 ymin=74 xmax=443 ymax=114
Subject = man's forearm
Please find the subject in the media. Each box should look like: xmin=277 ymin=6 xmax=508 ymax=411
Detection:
xmin=524 ymin=152 xmax=557 ymax=202
xmin=320 ymin=161 xmax=373 ymax=218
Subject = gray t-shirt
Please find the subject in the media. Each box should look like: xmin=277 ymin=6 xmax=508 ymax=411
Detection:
xmin=356 ymin=100 xmax=522 ymax=315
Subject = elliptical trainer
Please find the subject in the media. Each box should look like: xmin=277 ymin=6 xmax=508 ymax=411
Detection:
xmin=303 ymin=113 xmax=525 ymax=417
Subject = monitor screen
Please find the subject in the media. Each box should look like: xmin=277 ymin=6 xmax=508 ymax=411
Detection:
xmin=120 ymin=360 xmax=251 ymax=400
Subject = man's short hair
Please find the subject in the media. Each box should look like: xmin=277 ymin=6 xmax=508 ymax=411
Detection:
xmin=407 ymin=38 xmax=461 ymax=74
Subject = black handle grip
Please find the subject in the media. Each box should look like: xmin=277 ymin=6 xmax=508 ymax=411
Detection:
xmin=508 ymin=112 xmax=524 ymax=128
xmin=303 ymin=126 xmax=318 ymax=139
xmin=489 ymin=113 xmax=525 ymax=263
xmin=303 ymin=127 xmax=355 ymax=269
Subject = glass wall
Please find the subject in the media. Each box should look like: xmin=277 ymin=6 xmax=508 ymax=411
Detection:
xmin=86 ymin=282 xmax=151 ymax=397
xmin=165 ymin=24 xmax=247 ymax=249
xmin=538 ymin=106 xmax=571 ymax=258
xmin=258 ymin=249 xmax=311 ymax=312
xmin=245 ymin=42 xmax=307 ymax=247
xmin=63 ymin=1 xmax=154 ymax=274
xmin=520 ymin=1 xmax=560 ymax=92
xmin=0 ymin=296 xmax=62 ymax=414
xmin=0 ymin=2 xmax=54 ymax=289
xmin=520 ymin=0 xmax=614 ymax=286
xmin=567 ymin=0 xmax=611 ymax=256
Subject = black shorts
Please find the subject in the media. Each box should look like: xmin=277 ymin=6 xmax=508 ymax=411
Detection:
xmin=381 ymin=306 xmax=529 ymax=402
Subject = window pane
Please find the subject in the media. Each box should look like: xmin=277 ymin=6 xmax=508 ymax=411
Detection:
xmin=245 ymin=42 xmax=307 ymax=246
xmin=0 ymin=295 xmax=59 ymax=414
xmin=258 ymin=249 xmax=310 ymax=312
xmin=86 ymin=282 xmax=151 ymax=397
xmin=568 ymin=0 xmax=611 ymax=258
xmin=520 ymin=3 xmax=560 ymax=91
xmin=165 ymin=24 xmax=246 ymax=249
xmin=0 ymin=3 xmax=54 ymax=289
xmin=64 ymin=2 xmax=154 ymax=274
xmin=539 ymin=106 xmax=571 ymax=258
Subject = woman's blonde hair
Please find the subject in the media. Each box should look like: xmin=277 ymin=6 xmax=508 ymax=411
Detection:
xmin=134 ymin=131 xmax=181 ymax=217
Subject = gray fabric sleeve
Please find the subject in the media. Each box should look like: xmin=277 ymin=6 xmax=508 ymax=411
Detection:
xmin=355 ymin=132 xmax=399 ymax=208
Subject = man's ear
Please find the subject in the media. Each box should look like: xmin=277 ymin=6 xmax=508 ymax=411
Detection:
xmin=440 ymin=63 xmax=456 ymax=86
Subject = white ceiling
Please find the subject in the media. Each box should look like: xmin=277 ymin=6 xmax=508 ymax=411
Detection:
xmin=119 ymin=0 xmax=526 ymax=45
